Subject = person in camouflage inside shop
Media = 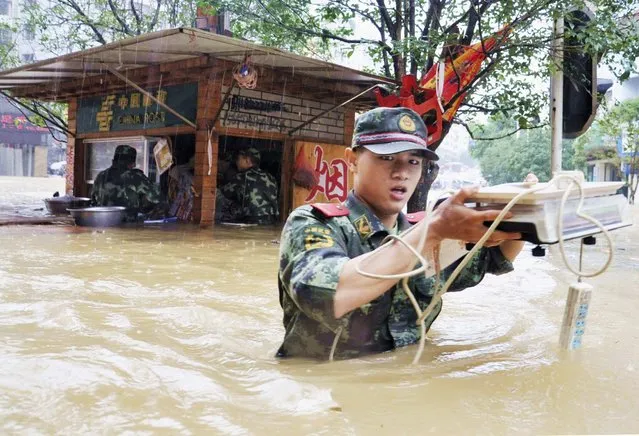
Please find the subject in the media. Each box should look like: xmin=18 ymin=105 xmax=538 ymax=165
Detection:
xmin=91 ymin=145 xmax=165 ymax=222
xmin=276 ymin=107 xmax=525 ymax=360
xmin=216 ymin=147 xmax=279 ymax=225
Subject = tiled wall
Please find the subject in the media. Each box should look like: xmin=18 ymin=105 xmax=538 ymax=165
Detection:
xmin=220 ymin=87 xmax=345 ymax=143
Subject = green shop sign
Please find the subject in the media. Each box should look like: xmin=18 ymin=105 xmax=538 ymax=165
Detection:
xmin=77 ymin=82 xmax=198 ymax=133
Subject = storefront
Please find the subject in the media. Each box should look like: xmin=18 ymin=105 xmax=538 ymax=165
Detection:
xmin=0 ymin=28 xmax=392 ymax=225
xmin=0 ymin=111 xmax=52 ymax=177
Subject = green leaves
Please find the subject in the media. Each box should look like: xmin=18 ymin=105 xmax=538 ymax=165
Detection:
xmin=469 ymin=116 xmax=575 ymax=184
xmin=517 ymin=116 xmax=529 ymax=129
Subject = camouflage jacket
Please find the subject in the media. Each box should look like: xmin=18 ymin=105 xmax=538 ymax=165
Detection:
xmin=90 ymin=164 xmax=164 ymax=222
xmin=219 ymin=167 xmax=279 ymax=224
xmin=276 ymin=191 xmax=514 ymax=360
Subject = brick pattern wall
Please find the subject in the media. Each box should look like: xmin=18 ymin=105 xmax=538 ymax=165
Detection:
xmin=66 ymin=98 xmax=77 ymax=195
xmin=193 ymin=75 xmax=221 ymax=226
xmin=220 ymin=87 xmax=345 ymax=143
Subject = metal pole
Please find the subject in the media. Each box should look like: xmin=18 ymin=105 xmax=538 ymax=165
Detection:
xmin=550 ymin=16 xmax=564 ymax=175
xmin=103 ymin=65 xmax=197 ymax=129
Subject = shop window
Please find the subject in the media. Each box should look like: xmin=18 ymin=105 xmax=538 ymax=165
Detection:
xmin=84 ymin=137 xmax=159 ymax=183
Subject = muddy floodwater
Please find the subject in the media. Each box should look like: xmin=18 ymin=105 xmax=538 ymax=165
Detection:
xmin=1 ymin=176 xmax=639 ymax=434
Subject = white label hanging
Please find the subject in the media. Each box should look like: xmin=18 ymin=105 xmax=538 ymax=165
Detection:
xmin=153 ymin=138 xmax=173 ymax=175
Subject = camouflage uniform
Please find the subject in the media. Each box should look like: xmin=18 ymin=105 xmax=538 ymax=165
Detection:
xmin=90 ymin=145 xmax=164 ymax=222
xmin=276 ymin=107 xmax=514 ymax=360
xmin=217 ymin=148 xmax=279 ymax=225
xmin=276 ymin=192 xmax=514 ymax=360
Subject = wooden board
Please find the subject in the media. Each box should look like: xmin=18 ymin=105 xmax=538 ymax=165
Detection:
xmin=0 ymin=216 xmax=74 ymax=226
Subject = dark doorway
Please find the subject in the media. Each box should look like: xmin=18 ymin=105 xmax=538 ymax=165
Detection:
xmin=157 ymin=134 xmax=195 ymax=195
xmin=217 ymin=135 xmax=283 ymax=187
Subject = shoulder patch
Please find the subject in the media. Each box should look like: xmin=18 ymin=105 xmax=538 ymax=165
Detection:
xmin=353 ymin=215 xmax=372 ymax=237
xmin=311 ymin=203 xmax=349 ymax=217
xmin=406 ymin=211 xmax=426 ymax=224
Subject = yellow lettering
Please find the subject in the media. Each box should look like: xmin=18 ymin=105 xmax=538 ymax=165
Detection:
xmin=100 ymin=95 xmax=116 ymax=110
xmin=96 ymin=95 xmax=116 ymax=131
xmin=130 ymin=93 xmax=141 ymax=108
xmin=155 ymin=89 xmax=168 ymax=104
xmin=117 ymin=95 xmax=128 ymax=110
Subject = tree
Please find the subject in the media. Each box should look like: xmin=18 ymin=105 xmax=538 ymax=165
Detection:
xmin=572 ymin=120 xmax=606 ymax=173
xmin=7 ymin=0 xmax=639 ymax=199
xmin=0 ymin=18 xmax=68 ymax=142
xmin=202 ymin=0 xmax=639 ymax=208
xmin=16 ymin=0 xmax=639 ymax=140
xmin=207 ymin=0 xmax=639 ymax=135
xmin=4 ymin=0 xmax=200 ymax=142
xmin=598 ymin=98 xmax=639 ymax=204
xmin=23 ymin=0 xmax=198 ymax=54
xmin=470 ymin=116 xmax=575 ymax=184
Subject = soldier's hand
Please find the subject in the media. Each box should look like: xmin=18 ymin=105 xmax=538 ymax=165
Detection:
xmin=428 ymin=186 xmax=521 ymax=245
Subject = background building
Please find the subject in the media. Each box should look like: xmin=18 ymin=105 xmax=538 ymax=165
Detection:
xmin=584 ymin=64 xmax=639 ymax=184
xmin=0 ymin=0 xmax=64 ymax=177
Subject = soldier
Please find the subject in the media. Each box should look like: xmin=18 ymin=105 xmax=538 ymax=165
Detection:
xmin=216 ymin=147 xmax=279 ymax=225
xmin=90 ymin=144 xmax=165 ymax=222
xmin=276 ymin=107 xmax=525 ymax=360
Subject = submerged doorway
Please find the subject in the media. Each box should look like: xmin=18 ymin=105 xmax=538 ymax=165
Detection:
xmin=217 ymin=135 xmax=284 ymax=221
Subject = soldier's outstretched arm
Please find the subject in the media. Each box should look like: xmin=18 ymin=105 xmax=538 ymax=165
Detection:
xmin=334 ymin=188 xmax=521 ymax=318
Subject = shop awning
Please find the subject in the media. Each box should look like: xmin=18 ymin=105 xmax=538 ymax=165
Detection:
xmin=0 ymin=27 xmax=395 ymax=102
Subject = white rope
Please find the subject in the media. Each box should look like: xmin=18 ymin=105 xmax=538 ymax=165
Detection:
xmin=345 ymin=175 xmax=614 ymax=364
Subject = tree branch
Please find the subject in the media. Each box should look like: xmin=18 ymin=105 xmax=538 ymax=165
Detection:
xmin=241 ymin=6 xmax=391 ymax=48
xmin=408 ymin=0 xmax=416 ymax=74
xmin=457 ymin=103 xmax=517 ymax=114
xmin=380 ymin=19 xmax=391 ymax=77
xmin=106 ymin=0 xmax=132 ymax=35
xmin=421 ymin=0 xmax=446 ymax=72
xmin=376 ymin=0 xmax=396 ymax=37
xmin=444 ymin=56 xmax=500 ymax=112
xmin=456 ymin=117 xmax=548 ymax=141
xmin=60 ymin=0 xmax=107 ymax=44
xmin=130 ymin=0 xmax=142 ymax=34
xmin=148 ymin=0 xmax=162 ymax=32
xmin=0 ymin=91 xmax=72 ymax=140
xmin=331 ymin=0 xmax=383 ymax=34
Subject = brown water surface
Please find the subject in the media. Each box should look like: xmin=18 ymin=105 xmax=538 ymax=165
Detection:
xmin=1 ymin=176 xmax=638 ymax=434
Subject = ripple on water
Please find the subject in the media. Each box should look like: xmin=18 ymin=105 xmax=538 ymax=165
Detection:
xmin=1 ymin=205 xmax=639 ymax=434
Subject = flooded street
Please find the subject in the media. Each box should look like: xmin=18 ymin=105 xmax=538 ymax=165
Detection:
xmin=1 ymin=176 xmax=639 ymax=434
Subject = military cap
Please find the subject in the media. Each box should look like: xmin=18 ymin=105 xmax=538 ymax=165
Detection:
xmin=113 ymin=145 xmax=137 ymax=160
xmin=352 ymin=107 xmax=439 ymax=161
xmin=238 ymin=147 xmax=261 ymax=163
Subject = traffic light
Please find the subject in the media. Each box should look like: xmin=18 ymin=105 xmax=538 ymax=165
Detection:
xmin=562 ymin=8 xmax=598 ymax=139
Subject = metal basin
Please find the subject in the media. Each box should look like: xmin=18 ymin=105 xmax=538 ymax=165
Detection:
xmin=68 ymin=206 xmax=126 ymax=227
xmin=44 ymin=197 xmax=91 ymax=215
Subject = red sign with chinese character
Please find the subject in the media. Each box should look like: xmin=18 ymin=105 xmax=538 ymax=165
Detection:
xmin=293 ymin=141 xmax=353 ymax=208
xmin=0 ymin=114 xmax=49 ymax=132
